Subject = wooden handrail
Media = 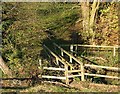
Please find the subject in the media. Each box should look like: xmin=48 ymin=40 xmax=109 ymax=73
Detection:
xmin=59 ymin=55 xmax=73 ymax=70
xmin=53 ymin=43 xmax=83 ymax=65
xmin=43 ymin=45 xmax=65 ymax=65
xmin=43 ymin=45 xmax=73 ymax=70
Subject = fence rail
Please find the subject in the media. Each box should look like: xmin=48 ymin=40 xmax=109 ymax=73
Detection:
xmin=84 ymin=64 xmax=120 ymax=71
xmin=43 ymin=67 xmax=65 ymax=71
xmin=68 ymin=70 xmax=81 ymax=73
xmin=61 ymin=44 xmax=120 ymax=57
xmin=61 ymin=44 xmax=120 ymax=48
xmin=41 ymin=75 xmax=66 ymax=80
xmin=84 ymin=73 xmax=120 ymax=79
xmin=53 ymin=43 xmax=83 ymax=65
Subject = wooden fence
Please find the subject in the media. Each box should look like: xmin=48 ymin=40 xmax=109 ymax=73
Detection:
xmin=40 ymin=44 xmax=120 ymax=85
xmin=41 ymin=62 xmax=120 ymax=85
xmin=61 ymin=44 xmax=120 ymax=57
xmin=41 ymin=44 xmax=84 ymax=84
xmin=84 ymin=64 xmax=120 ymax=79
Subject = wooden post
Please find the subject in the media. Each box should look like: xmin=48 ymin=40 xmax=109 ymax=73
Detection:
xmin=70 ymin=56 xmax=72 ymax=63
xmin=56 ymin=58 xmax=59 ymax=65
xmin=70 ymin=45 xmax=73 ymax=55
xmin=75 ymin=45 xmax=77 ymax=56
xmin=61 ymin=51 xmax=64 ymax=57
xmin=0 ymin=65 xmax=2 ymax=78
xmin=38 ymin=59 xmax=43 ymax=71
xmin=113 ymin=47 xmax=116 ymax=57
xmin=65 ymin=64 xmax=69 ymax=85
xmin=39 ymin=59 xmax=42 ymax=67
xmin=54 ymin=46 xmax=56 ymax=53
xmin=81 ymin=63 xmax=85 ymax=81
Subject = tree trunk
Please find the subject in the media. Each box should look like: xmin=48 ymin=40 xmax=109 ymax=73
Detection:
xmin=89 ymin=0 xmax=100 ymax=45
xmin=0 ymin=56 xmax=12 ymax=77
xmin=81 ymin=1 xmax=90 ymax=36
xmin=80 ymin=0 xmax=100 ymax=45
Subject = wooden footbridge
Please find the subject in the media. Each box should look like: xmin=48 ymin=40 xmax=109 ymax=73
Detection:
xmin=40 ymin=41 xmax=120 ymax=85
xmin=0 ymin=38 xmax=120 ymax=85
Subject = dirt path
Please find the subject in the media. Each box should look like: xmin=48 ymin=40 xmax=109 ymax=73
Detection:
xmin=70 ymin=81 xmax=119 ymax=92
xmin=1 ymin=79 xmax=119 ymax=92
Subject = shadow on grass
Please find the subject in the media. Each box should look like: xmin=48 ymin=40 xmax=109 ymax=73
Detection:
xmin=1 ymin=77 xmax=42 ymax=90
xmin=1 ymin=86 xmax=29 ymax=89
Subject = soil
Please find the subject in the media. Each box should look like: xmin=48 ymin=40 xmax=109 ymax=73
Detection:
xmin=70 ymin=81 xmax=120 ymax=92
xmin=1 ymin=79 xmax=119 ymax=92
